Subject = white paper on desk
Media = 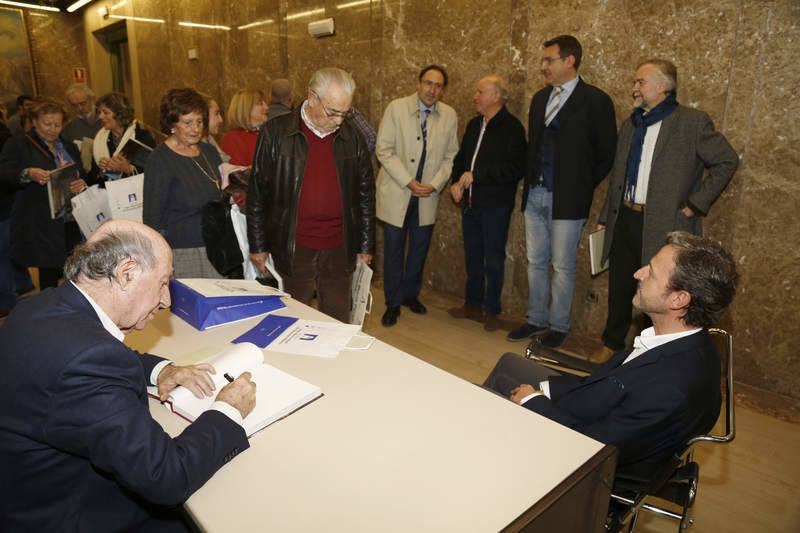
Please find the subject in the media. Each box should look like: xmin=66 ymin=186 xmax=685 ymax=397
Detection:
xmin=178 ymin=278 xmax=288 ymax=298
xmin=267 ymin=317 xmax=365 ymax=358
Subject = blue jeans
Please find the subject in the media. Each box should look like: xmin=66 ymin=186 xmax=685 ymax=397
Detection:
xmin=524 ymin=187 xmax=585 ymax=333
xmin=462 ymin=206 xmax=513 ymax=314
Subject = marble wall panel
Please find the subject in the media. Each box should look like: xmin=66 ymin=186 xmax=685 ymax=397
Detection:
xmin=58 ymin=0 xmax=799 ymax=405
xmin=720 ymin=0 xmax=800 ymax=397
xmin=216 ymin=1 xmax=283 ymax=113
xmin=26 ymin=12 xmax=88 ymax=102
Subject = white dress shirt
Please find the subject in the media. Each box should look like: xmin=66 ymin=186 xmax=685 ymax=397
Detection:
xmin=629 ymin=121 xmax=663 ymax=205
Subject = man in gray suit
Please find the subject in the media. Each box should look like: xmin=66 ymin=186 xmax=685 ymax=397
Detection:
xmin=594 ymin=59 xmax=738 ymax=361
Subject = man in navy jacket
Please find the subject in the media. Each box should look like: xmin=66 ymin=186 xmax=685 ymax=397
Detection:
xmin=0 ymin=220 xmax=256 ymax=532
xmin=507 ymin=34 xmax=617 ymax=348
xmin=484 ymin=232 xmax=738 ymax=472
xmin=448 ymin=75 xmax=526 ymax=331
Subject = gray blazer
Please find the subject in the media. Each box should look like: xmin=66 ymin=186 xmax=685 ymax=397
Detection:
xmin=599 ymin=105 xmax=738 ymax=263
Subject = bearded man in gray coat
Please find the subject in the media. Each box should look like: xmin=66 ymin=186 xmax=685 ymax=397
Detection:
xmin=594 ymin=59 xmax=738 ymax=361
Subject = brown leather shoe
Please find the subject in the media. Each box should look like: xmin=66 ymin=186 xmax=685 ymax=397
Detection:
xmin=447 ymin=304 xmax=484 ymax=322
xmin=589 ymin=345 xmax=616 ymax=363
xmin=484 ymin=313 xmax=500 ymax=332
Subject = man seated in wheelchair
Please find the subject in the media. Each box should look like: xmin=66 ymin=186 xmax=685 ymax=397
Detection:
xmin=484 ymin=231 xmax=738 ymax=473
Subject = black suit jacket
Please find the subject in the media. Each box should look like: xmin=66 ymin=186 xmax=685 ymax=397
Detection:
xmin=450 ymin=106 xmax=527 ymax=208
xmin=0 ymin=282 xmax=249 ymax=532
xmin=522 ymin=79 xmax=617 ymax=219
xmin=525 ymin=329 xmax=721 ymax=470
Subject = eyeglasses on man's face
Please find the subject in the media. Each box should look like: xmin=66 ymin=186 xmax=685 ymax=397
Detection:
xmin=312 ymin=90 xmax=354 ymax=120
xmin=541 ymin=55 xmax=566 ymax=66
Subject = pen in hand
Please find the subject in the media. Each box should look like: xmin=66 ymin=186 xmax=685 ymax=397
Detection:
xmin=224 ymin=373 xmax=235 ymax=383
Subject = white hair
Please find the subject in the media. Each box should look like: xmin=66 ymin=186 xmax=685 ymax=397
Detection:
xmin=308 ymin=68 xmax=356 ymax=98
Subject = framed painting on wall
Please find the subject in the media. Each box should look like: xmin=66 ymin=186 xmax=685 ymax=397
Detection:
xmin=0 ymin=7 xmax=37 ymax=118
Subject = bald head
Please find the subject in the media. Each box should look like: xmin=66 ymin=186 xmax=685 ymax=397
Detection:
xmin=66 ymin=220 xmax=170 ymax=283
xmin=270 ymin=79 xmax=293 ymax=107
xmin=474 ymin=75 xmax=506 ymax=119
xmin=66 ymin=220 xmax=174 ymax=333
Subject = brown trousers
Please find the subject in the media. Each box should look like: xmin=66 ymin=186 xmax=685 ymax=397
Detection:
xmin=281 ymin=243 xmax=352 ymax=323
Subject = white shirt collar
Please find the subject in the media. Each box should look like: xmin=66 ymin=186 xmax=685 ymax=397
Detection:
xmin=623 ymin=326 xmax=702 ymax=365
xmin=71 ymin=281 xmax=125 ymax=342
xmin=417 ymin=98 xmax=435 ymax=115
xmin=301 ymin=100 xmax=337 ymax=139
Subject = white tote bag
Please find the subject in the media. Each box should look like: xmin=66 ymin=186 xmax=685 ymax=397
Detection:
xmin=349 ymin=261 xmax=373 ymax=327
xmin=71 ymin=185 xmax=111 ymax=239
xmin=105 ymin=173 xmax=144 ymax=223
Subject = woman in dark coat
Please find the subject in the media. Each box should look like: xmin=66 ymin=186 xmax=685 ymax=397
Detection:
xmin=0 ymin=98 xmax=87 ymax=289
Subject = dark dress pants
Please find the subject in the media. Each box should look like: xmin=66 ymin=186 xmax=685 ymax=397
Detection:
xmin=602 ymin=205 xmax=644 ymax=350
xmin=483 ymin=352 xmax=564 ymax=398
xmin=462 ymin=206 xmax=513 ymax=315
xmin=280 ymin=243 xmax=352 ymax=323
xmin=382 ymin=198 xmax=433 ymax=307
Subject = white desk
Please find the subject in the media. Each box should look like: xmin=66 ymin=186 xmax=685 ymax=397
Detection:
xmin=127 ymin=300 xmax=612 ymax=532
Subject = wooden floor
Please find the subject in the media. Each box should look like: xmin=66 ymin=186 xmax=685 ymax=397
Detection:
xmin=363 ymin=284 xmax=800 ymax=533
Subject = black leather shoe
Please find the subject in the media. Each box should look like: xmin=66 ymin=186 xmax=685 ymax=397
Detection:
xmin=540 ymin=329 xmax=568 ymax=348
xmin=402 ymin=298 xmax=427 ymax=315
xmin=381 ymin=306 xmax=400 ymax=327
xmin=506 ymin=322 xmax=548 ymax=342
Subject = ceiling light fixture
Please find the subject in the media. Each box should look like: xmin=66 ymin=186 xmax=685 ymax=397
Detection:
xmin=178 ymin=21 xmax=231 ymax=30
xmin=0 ymin=1 xmax=60 ymax=12
xmin=109 ymin=15 xmax=165 ymax=24
xmin=66 ymin=0 xmax=93 ymax=13
xmin=286 ymin=8 xmax=324 ymax=21
xmin=337 ymin=0 xmax=373 ymax=9
xmin=237 ymin=19 xmax=274 ymax=30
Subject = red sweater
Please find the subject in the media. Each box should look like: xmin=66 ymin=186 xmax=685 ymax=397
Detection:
xmin=220 ymin=128 xmax=258 ymax=166
xmin=296 ymin=121 xmax=343 ymax=250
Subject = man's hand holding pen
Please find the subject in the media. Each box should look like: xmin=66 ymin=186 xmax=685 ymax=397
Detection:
xmin=217 ymin=372 xmax=257 ymax=419
xmin=157 ymin=364 xmax=256 ymax=419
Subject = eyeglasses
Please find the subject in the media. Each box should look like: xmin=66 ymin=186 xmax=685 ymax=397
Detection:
xmin=541 ymin=55 xmax=565 ymax=66
xmin=312 ymin=90 xmax=354 ymax=120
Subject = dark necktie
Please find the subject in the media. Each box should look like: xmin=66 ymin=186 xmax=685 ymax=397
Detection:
xmin=414 ymin=109 xmax=431 ymax=182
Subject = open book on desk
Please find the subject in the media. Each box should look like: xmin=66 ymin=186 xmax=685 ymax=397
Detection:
xmin=148 ymin=342 xmax=321 ymax=437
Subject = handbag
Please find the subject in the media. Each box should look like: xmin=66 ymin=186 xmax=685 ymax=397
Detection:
xmin=201 ymin=198 xmax=244 ymax=276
